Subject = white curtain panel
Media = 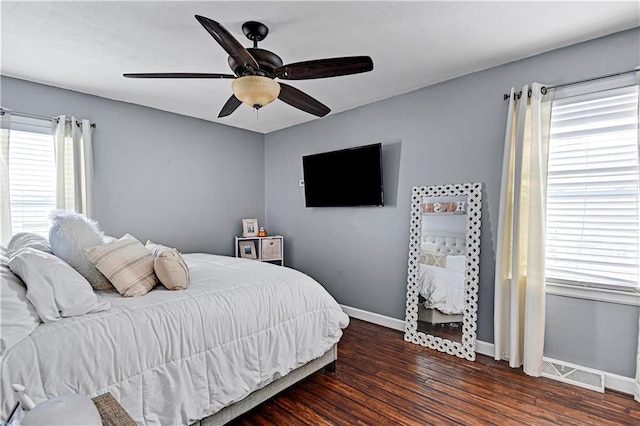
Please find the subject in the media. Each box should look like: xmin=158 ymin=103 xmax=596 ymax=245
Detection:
xmin=494 ymin=83 xmax=553 ymax=376
xmin=0 ymin=110 xmax=11 ymax=245
xmin=636 ymin=70 xmax=640 ymax=404
xmin=53 ymin=116 xmax=95 ymax=218
xmin=637 ymin=306 xmax=640 ymax=402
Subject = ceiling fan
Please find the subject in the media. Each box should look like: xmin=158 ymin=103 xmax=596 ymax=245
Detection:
xmin=123 ymin=15 xmax=374 ymax=118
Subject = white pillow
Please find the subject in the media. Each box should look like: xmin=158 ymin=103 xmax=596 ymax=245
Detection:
xmin=6 ymin=232 xmax=52 ymax=258
xmin=85 ymin=234 xmax=158 ymax=297
xmin=146 ymin=240 xmax=190 ymax=290
xmin=8 ymin=248 xmax=110 ymax=323
xmin=145 ymin=240 xmax=172 ymax=256
xmin=420 ymin=242 xmax=439 ymax=253
xmin=445 ymin=255 xmax=466 ymax=273
xmin=49 ymin=210 xmax=113 ymax=291
xmin=0 ymin=254 xmax=41 ymax=354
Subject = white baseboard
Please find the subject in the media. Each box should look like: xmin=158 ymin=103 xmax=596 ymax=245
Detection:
xmin=339 ymin=304 xmax=634 ymax=396
xmin=605 ymin=372 xmax=635 ymax=395
xmin=475 ymin=340 xmax=494 ymax=357
xmin=340 ymin=304 xmax=405 ymax=331
xmin=339 ymin=304 xmax=492 ymax=351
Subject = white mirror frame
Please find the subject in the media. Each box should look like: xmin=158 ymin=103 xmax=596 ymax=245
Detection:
xmin=404 ymin=182 xmax=482 ymax=361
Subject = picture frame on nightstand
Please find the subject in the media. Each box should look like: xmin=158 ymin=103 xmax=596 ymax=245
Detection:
xmin=238 ymin=241 xmax=257 ymax=259
xmin=242 ymin=218 xmax=259 ymax=237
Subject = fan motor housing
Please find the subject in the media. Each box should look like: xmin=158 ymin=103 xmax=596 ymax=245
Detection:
xmin=229 ymin=48 xmax=283 ymax=77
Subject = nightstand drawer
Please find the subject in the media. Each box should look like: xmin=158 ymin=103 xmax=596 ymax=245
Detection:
xmin=261 ymin=238 xmax=282 ymax=260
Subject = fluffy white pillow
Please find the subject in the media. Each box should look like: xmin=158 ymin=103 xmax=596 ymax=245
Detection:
xmin=6 ymin=232 xmax=52 ymax=258
xmin=85 ymin=234 xmax=158 ymax=297
xmin=49 ymin=210 xmax=113 ymax=291
xmin=146 ymin=240 xmax=190 ymax=290
xmin=8 ymin=248 xmax=111 ymax=323
xmin=0 ymin=254 xmax=41 ymax=354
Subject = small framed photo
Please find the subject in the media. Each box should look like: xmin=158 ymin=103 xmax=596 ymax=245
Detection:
xmin=239 ymin=241 xmax=257 ymax=259
xmin=242 ymin=218 xmax=259 ymax=237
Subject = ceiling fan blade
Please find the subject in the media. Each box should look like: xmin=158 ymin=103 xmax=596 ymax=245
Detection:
xmin=123 ymin=73 xmax=235 ymax=79
xmin=218 ymin=95 xmax=243 ymax=118
xmin=278 ymin=83 xmax=330 ymax=117
xmin=275 ymin=56 xmax=373 ymax=80
xmin=195 ymin=15 xmax=259 ymax=72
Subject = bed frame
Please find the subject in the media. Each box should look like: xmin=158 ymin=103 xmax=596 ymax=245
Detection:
xmin=418 ymin=231 xmax=466 ymax=325
xmin=418 ymin=303 xmax=463 ymax=324
xmin=193 ymin=344 xmax=337 ymax=425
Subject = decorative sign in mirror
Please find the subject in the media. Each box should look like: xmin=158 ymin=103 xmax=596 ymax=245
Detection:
xmin=404 ymin=183 xmax=482 ymax=361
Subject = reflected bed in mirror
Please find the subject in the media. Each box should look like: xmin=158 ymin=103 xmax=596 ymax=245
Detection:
xmin=417 ymin=231 xmax=466 ymax=342
xmin=404 ymin=183 xmax=482 ymax=361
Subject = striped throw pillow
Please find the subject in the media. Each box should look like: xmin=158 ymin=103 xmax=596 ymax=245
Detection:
xmin=85 ymin=234 xmax=158 ymax=297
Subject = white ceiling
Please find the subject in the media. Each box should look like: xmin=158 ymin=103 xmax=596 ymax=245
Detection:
xmin=1 ymin=1 xmax=638 ymax=134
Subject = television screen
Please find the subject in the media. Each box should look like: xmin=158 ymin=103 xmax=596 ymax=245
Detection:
xmin=302 ymin=143 xmax=384 ymax=207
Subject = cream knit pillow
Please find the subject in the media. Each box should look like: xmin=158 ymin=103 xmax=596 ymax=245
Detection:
xmin=85 ymin=234 xmax=158 ymax=297
xmin=146 ymin=241 xmax=189 ymax=290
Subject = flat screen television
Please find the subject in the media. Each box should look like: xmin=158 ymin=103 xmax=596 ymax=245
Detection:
xmin=302 ymin=143 xmax=384 ymax=207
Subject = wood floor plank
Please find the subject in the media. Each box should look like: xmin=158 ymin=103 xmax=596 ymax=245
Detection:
xmin=230 ymin=318 xmax=636 ymax=425
xmin=271 ymin=394 xmax=335 ymax=426
xmin=334 ymin=361 xmax=470 ymax=425
xmin=339 ymin=345 xmax=582 ymax=425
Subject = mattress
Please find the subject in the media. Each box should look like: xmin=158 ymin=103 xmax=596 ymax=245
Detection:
xmin=0 ymin=253 xmax=349 ymax=425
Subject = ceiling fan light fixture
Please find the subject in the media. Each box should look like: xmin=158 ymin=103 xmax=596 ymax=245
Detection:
xmin=232 ymin=76 xmax=280 ymax=109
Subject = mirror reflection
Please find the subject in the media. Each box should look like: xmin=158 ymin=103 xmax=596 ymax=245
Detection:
xmin=416 ymin=195 xmax=468 ymax=343
xmin=404 ymin=183 xmax=481 ymax=361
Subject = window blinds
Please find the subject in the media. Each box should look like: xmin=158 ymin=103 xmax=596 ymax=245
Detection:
xmin=545 ymin=84 xmax=639 ymax=290
xmin=8 ymin=117 xmax=56 ymax=237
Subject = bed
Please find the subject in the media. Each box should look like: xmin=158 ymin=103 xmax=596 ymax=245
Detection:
xmin=417 ymin=232 xmax=466 ymax=325
xmin=1 ymin=235 xmax=349 ymax=425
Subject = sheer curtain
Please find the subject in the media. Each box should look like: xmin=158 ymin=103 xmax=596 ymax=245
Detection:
xmin=636 ymin=71 xmax=640 ymax=404
xmin=494 ymin=82 xmax=553 ymax=376
xmin=54 ymin=115 xmax=95 ymax=218
xmin=0 ymin=110 xmax=11 ymax=245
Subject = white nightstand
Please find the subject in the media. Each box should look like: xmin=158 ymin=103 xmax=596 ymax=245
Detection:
xmin=235 ymin=236 xmax=284 ymax=266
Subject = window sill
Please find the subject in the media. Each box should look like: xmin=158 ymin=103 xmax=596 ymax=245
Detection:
xmin=545 ymin=282 xmax=640 ymax=306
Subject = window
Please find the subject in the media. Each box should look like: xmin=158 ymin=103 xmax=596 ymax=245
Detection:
xmin=7 ymin=116 xmax=56 ymax=237
xmin=545 ymin=78 xmax=639 ymax=296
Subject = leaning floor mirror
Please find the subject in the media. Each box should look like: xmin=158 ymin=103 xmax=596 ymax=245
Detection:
xmin=404 ymin=182 xmax=482 ymax=361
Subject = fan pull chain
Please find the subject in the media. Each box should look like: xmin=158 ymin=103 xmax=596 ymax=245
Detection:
xmin=255 ymin=108 xmax=260 ymax=129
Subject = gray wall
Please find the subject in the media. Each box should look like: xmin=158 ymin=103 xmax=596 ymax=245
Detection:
xmin=1 ymin=76 xmax=265 ymax=255
xmin=264 ymin=28 xmax=640 ymax=377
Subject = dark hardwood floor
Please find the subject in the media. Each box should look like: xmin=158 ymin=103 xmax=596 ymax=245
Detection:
xmin=230 ymin=318 xmax=639 ymax=425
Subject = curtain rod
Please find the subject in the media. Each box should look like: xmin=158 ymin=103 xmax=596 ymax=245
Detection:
xmin=502 ymin=67 xmax=639 ymax=101
xmin=0 ymin=108 xmax=96 ymax=128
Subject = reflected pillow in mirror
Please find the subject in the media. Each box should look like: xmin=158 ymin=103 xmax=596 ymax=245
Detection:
xmin=445 ymin=255 xmax=466 ymax=273
xmin=420 ymin=250 xmax=447 ymax=267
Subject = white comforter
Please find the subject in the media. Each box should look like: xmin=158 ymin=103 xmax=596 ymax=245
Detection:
xmin=1 ymin=254 xmax=349 ymax=425
xmin=418 ymin=264 xmax=465 ymax=315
